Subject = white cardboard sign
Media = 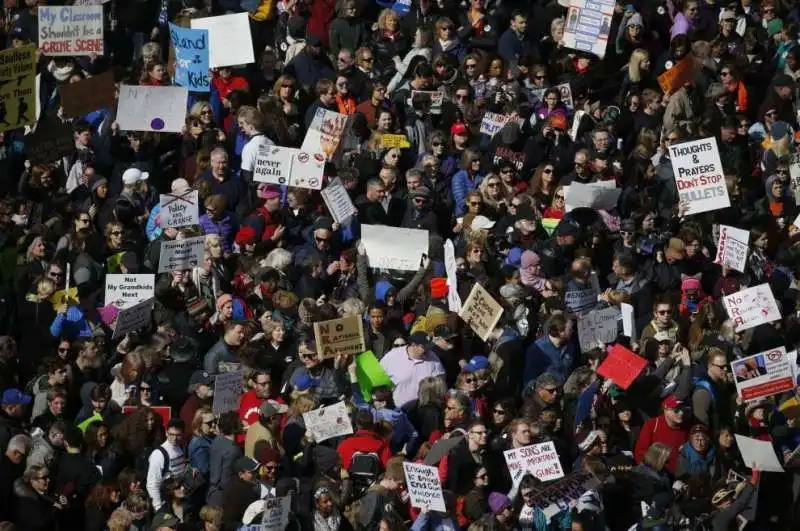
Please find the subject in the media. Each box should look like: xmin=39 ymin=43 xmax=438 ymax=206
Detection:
xmin=669 ymin=137 xmax=731 ymax=215
xmin=38 ymin=5 xmax=104 ymax=56
xmin=158 ymin=236 xmax=205 ymax=273
xmin=735 ymin=434 xmax=785 ymax=472
xmin=321 ymin=177 xmax=357 ymax=224
xmin=212 ymin=370 xmax=244 ymax=414
xmin=361 ymin=225 xmax=428 ymax=271
xmin=253 ymin=145 xmax=325 ymax=190
xmin=303 ymin=401 xmax=353 ymax=442
xmin=105 ymin=274 xmax=155 ymax=309
xmin=117 ymin=85 xmax=188 ymax=134
xmin=160 ymin=190 xmax=200 ymax=229
xmin=261 ymin=495 xmax=291 ymax=530
xmin=403 ymin=462 xmax=446 ymax=512
xmin=190 ymin=13 xmax=254 ymax=68
xmin=444 ymin=239 xmax=462 ymax=313
xmin=504 ymin=441 xmax=565 ymax=483
xmin=577 ymin=307 xmax=620 ymax=352
xmin=112 ymin=297 xmax=153 ymax=339
xmin=714 ymin=225 xmax=749 ymax=273
xmin=565 ymin=181 xmax=621 ymax=212
xmin=301 ymin=107 xmax=349 ymax=161
xmin=723 ymin=283 xmax=782 ymax=332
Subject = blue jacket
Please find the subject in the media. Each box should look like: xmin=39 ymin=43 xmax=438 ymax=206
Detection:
xmin=188 ymin=434 xmax=214 ymax=477
xmin=497 ymin=28 xmax=535 ymax=64
xmin=351 ymin=383 xmax=418 ymax=453
xmin=198 ymin=211 xmax=239 ymax=254
xmin=50 ymin=306 xmax=95 ymax=340
xmin=523 ymin=335 xmax=576 ymax=386
xmin=451 ymin=170 xmax=484 ymax=216
xmin=411 ymin=511 xmax=461 ymax=531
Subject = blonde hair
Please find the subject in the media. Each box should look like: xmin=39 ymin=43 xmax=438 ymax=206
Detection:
xmin=288 ymin=393 xmax=316 ymax=417
xmin=340 ymin=298 xmax=365 ymax=317
xmin=192 ymin=406 xmax=214 ymax=436
xmin=642 ymin=442 xmax=672 ymax=471
xmin=108 ymin=508 xmax=134 ymax=531
xmin=377 ymin=8 xmax=400 ymax=30
xmin=628 ymin=49 xmax=649 ymax=83
xmin=200 ymin=505 xmax=222 ymax=527
xmin=189 ymin=101 xmax=213 ymax=120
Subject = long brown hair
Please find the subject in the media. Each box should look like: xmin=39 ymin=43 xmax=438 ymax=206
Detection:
xmin=111 ymin=407 xmax=164 ymax=458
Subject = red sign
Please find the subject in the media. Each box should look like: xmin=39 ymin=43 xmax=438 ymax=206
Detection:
xmin=122 ymin=406 xmax=172 ymax=431
xmin=596 ymin=345 xmax=647 ymax=390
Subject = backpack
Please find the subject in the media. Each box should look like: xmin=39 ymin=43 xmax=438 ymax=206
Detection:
xmin=350 ymin=452 xmax=382 ymax=497
xmin=692 ymin=378 xmax=716 ymax=404
xmin=135 ymin=446 xmax=169 ymax=478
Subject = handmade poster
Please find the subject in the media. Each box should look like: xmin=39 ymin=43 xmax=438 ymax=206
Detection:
xmin=790 ymin=154 xmax=800 ymax=206
xmin=596 ymin=344 xmax=647 ymax=390
xmin=444 ymin=239 xmax=462 ymax=313
xmin=122 ymin=406 xmax=170 ymax=430
xmin=253 ymin=145 xmax=325 ymax=190
xmin=321 ymin=177 xmax=357 ymax=224
xmin=459 ymin=283 xmax=504 ymax=342
xmin=504 ymin=441 xmax=565 ymax=483
xmin=0 ymin=46 xmax=36 ymax=133
xmin=60 ymin=71 xmax=116 ymax=118
xmin=715 ymin=225 xmax=749 ymax=273
xmin=158 ymin=236 xmax=205 ymax=273
xmin=564 ymin=181 xmax=621 ymax=211
xmin=735 ymin=434 xmax=785 ymax=472
xmin=169 ymin=23 xmax=210 ymax=92
xmin=723 ymin=284 xmax=781 ymax=332
xmin=657 ymin=55 xmax=695 ymax=93
xmin=117 ymin=85 xmax=189 ymax=133
xmin=480 ymin=112 xmax=511 ymax=137
xmin=361 ymin=224 xmax=428 ymax=271
xmin=160 ymin=190 xmax=200 ymax=228
xmin=72 ymin=0 xmax=111 ymax=5
xmin=621 ymin=303 xmax=636 ymax=341
xmin=191 ymin=13 xmax=254 ymax=68
xmin=560 ymin=0 xmax=614 ymax=58
xmin=38 ymin=5 xmax=104 ymax=56
xmin=105 ymin=274 xmax=155 ymax=309
xmin=527 ymin=472 xmax=602 ymax=521
xmin=212 ymin=370 xmax=244 ymax=414
xmin=410 ymin=90 xmax=443 ymax=110
xmin=303 ymin=401 xmax=353 ymax=442
xmin=301 ymin=107 xmax=349 ymax=161
xmin=530 ymin=83 xmax=574 ymax=109
xmin=113 ymin=298 xmax=153 ymax=339
xmin=564 ymin=284 xmax=598 ymax=315
xmin=262 ymin=496 xmax=292 ymax=530
xmin=25 ymin=115 xmax=74 ymax=164
xmin=355 ymin=351 xmax=394 ymax=402
xmin=380 ymin=134 xmax=411 ymax=148
xmin=669 ymin=137 xmax=731 ymax=215
xmin=313 ymin=315 xmax=365 ymax=359
xmin=403 ymin=462 xmax=447 ymax=512
xmin=731 ymin=347 xmax=794 ymax=401
xmin=577 ymin=307 xmax=620 ymax=352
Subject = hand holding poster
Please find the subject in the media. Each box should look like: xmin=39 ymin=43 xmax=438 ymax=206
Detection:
xmin=596 ymin=344 xmax=647 ymax=390
xmin=480 ymin=112 xmax=511 ymax=137
xmin=261 ymin=496 xmax=292 ymax=530
xmin=361 ymin=225 xmax=428 ymax=271
xmin=459 ymin=283 xmax=504 ymax=341
xmin=735 ymin=434 xmax=785 ymax=472
xmin=723 ymin=284 xmax=781 ymax=332
xmin=321 ymin=178 xmax=357 ymax=224
xmin=253 ymin=145 xmax=325 ymax=190
xmin=578 ymin=307 xmax=620 ymax=352
xmin=105 ymin=274 xmax=155 ymax=309
xmin=527 ymin=472 xmax=602 ymax=521
xmin=669 ymin=137 xmax=731 ymax=215
xmin=117 ymin=85 xmax=189 ymax=133
xmin=732 ymin=347 xmax=794 ymax=401
xmin=38 ymin=5 xmax=104 ymax=56
xmin=212 ymin=370 xmax=243 ymax=414
xmin=301 ymin=108 xmax=349 ymax=161
xmin=403 ymin=462 xmax=446 ymax=512
xmin=303 ymin=401 xmax=353 ymax=442
xmin=169 ymin=24 xmax=210 ymax=92
xmin=715 ymin=225 xmax=749 ymax=273
xmin=313 ymin=315 xmax=365 ymax=359
xmin=657 ymin=55 xmax=695 ymax=93
xmin=112 ymin=298 xmax=153 ymax=339
xmin=158 ymin=236 xmax=205 ymax=273
xmin=160 ymin=190 xmax=200 ymax=229
xmin=504 ymin=441 xmax=565 ymax=483
xmin=60 ymin=71 xmax=116 ymax=118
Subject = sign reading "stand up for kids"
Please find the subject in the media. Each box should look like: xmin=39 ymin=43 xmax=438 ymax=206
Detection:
xmin=669 ymin=137 xmax=731 ymax=215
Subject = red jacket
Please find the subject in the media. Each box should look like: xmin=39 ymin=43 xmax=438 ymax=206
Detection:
xmin=337 ymin=429 xmax=391 ymax=471
xmin=634 ymin=414 xmax=689 ymax=476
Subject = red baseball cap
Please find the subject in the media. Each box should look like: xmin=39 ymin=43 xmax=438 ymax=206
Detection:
xmin=451 ymin=122 xmax=469 ymax=136
xmin=662 ymin=394 xmax=683 ymax=410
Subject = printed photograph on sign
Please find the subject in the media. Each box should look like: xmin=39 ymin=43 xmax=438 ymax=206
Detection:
xmin=732 ymin=347 xmax=794 ymax=401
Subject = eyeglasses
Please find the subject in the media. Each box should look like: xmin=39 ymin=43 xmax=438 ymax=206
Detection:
xmin=442 ymin=26 xmax=454 ymax=31
xmin=464 ymin=377 xmax=475 ymax=384
xmin=109 ymin=230 xmax=123 ymax=236
xmin=300 ymin=353 xmax=317 ymax=360
xmin=470 ymin=248 xmax=483 ymax=254
xmin=711 ymin=364 xmax=728 ymax=370
xmin=470 ymin=430 xmax=488 ymax=436
xmin=315 ymin=236 xmax=331 ymax=243
xmin=455 ymin=94 xmax=469 ymax=101
xmin=720 ymin=71 xmax=731 ymax=77
xmin=468 ymin=201 xmax=481 ymax=206
xmin=361 ymin=56 xmax=374 ymax=62
xmin=263 ymin=464 xmax=279 ymax=471
xmin=487 ymin=182 xmax=500 ymax=187
xmin=555 ymin=195 xmax=565 ymax=200
xmin=535 ymin=74 xmax=546 ymax=79
xmin=620 ymin=231 xmax=633 ymax=236
xmin=542 ymin=168 xmax=553 ymax=174
xmin=34 ymin=475 xmax=50 ymax=481
xmin=541 ymin=387 xmax=558 ymax=394
xmin=465 ymin=63 xmax=477 ymax=69
xmin=476 ymin=472 xmax=488 ymax=479
xmin=49 ymin=271 xmax=63 ymax=277
xmin=493 ymin=409 xmax=507 ymax=415
xmin=166 ymin=431 xmax=182 ymax=438
xmin=656 ymin=309 xmax=672 ymax=315
xmin=203 ymin=420 xmax=217 ymax=426
xmin=139 ymin=386 xmax=151 ymax=392
xmin=58 ymin=347 xmax=69 ymax=353
xmin=413 ymin=197 xmax=426 ymax=203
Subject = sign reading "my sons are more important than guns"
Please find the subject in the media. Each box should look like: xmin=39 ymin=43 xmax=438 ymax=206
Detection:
xmin=669 ymin=137 xmax=731 ymax=215
xmin=38 ymin=6 xmax=103 ymax=56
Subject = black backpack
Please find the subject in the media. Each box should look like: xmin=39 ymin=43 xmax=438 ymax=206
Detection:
xmin=135 ymin=446 xmax=169 ymax=478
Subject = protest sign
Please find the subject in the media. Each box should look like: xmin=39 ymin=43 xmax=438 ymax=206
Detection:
xmin=261 ymin=496 xmax=292 ymax=530
xmin=621 ymin=303 xmax=636 ymax=341
xmin=361 ymin=224 xmax=429 ymax=271
xmin=191 ymin=13 xmax=254 ymax=68
xmin=25 ymin=114 xmax=74 ymax=164
xmin=60 ymin=71 xmax=116 ymax=118
xmin=303 ymin=401 xmax=353 ymax=442
xmin=403 ymin=462 xmax=446 ymax=512
xmin=480 ymin=112 xmax=511 ymax=137
xmin=169 ymin=23 xmax=210 ymax=92
xmin=723 ymin=283 xmax=781 ymax=332
xmin=212 ymin=370 xmax=244 ymax=414
xmin=657 ymin=55 xmax=695 ymax=93
xmin=596 ymin=344 xmax=647 ymax=390
xmin=321 ymin=178 xmax=357 ymax=224
xmin=444 ymin=239 xmax=462 ymax=313
xmin=735 ymin=434 xmax=784 ymax=472
xmin=72 ymin=0 xmax=110 ymax=5
xmin=459 ymin=283 xmax=504 ymax=341
xmin=715 ymin=225 xmax=749 ymax=273
xmin=301 ymin=107 xmax=349 ymax=162
xmin=527 ymin=472 xmax=602 ymax=521
xmin=117 ymin=85 xmax=188 ymax=133
xmin=38 ymin=5 xmax=103 ymax=56
xmin=669 ymin=137 xmax=731 ymax=215
xmin=380 ymin=134 xmax=411 ymax=149
xmin=253 ymin=145 xmax=325 ymax=190
xmin=791 ymin=155 xmax=800 ymax=206
xmin=565 ymin=181 xmax=621 ymax=211
xmin=410 ymin=90 xmax=443 ymax=111
xmin=313 ymin=315 xmax=365 ymax=359
xmin=564 ymin=284 xmax=598 ymax=315
xmin=561 ymin=0 xmax=614 ymax=58
xmin=504 ymin=441 xmax=565 ymax=483
xmin=122 ymin=406 xmax=170 ymax=430
xmin=355 ymin=351 xmax=394 ymax=402
xmin=105 ymin=274 xmax=155 ymax=309
xmin=158 ymin=236 xmax=205 ymax=273
xmin=530 ymin=83 xmax=574 ymax=109
xmin=160 ymin=190 xmax=200 ymax=228
xmin=732 ymin=347 xmax=794 ymax=401
xmin=578 ymin=307 xmax=620 ymax=352
xmin=0 ymin=46 xmax=36 ymax=134
xmin=113 ymin=298 xmax=153 ymax=339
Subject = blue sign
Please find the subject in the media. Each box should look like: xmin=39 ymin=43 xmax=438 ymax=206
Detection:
xmin=169 ymin=23 xmax=210 ymax=92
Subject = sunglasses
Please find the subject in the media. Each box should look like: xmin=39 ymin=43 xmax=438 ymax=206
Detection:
xmin=656 ymin=309 xmax=672 ymax=315
xmin=542 ymin=387 xmax=558 ymax=394
xmin=468 ymin=201 xmax=481 ymax=206
xmin=542 ymin=168 xmax=553 ymax=174
xmin=315 ymin=236 xmax=331 ymax=243
xmin=203 ymin=420 xmax=217 ymax=426
xmin=555 ymin=195 xmax=565 ymax=200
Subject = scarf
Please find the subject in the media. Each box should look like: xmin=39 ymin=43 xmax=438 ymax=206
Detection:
xmin=312 ymin=509 xmax=342 ymax=531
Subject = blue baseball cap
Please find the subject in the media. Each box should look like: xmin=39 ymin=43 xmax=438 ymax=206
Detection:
xmin=2 ymin=388 xmax=31 ymax=406
xmin=505 ymin=247 xmax=524 ymax=268
xmin=294 ymin=373 xmax=321 ymax=392
xmin=464 ymin=356 xmax=490 ymax=373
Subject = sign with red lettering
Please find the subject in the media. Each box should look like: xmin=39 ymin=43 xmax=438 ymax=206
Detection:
xmin=714 ymin=225 xmax=749 ymax=273
xmin=669 ymin=137 xmax=731 ymax=215
xmin=723 ymin=284 xmax=781 ymax=332
xmin=38 ymin=5 xmax=104 ymax=57
xmin=504 ymin=441 xmax=565 ymax=483
xmin=596 ymin=344 xmax=647 ymax=390
xmin=732 ymin=347 xmax=794 ymax=402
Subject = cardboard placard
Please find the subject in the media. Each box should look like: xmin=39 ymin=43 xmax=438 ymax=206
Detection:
xmin=561 ymin=0 xmax=614 ymax=58
xmin=361 ymin=224 xmax=429 ymax=271
xmin=596 ymin=344 xmax=646 ymax=390
xmin=169 ymin=23 xmax=210 ymax=92
xmin=190 ymin=13 xmax=254 ymax=68
xmin=732 ymin=347 xmax=794 ymax=401
xmin=527 ymin=472 xmax=601 ymax=521
xmin=253 ymin=144 xmax=325 ymax=190
xmin=38 ymin=5 xmax=104 ymax=56
xmin=657 ymin=55 xmax=695 ymax=93
xmin=60 ymin=71 xmax=116 ymax=118
xmin=577 ymin=307 xmax=620 ymax=352
xmin=301 ymin=107 xmax=349 ymax=162
xmin=122 ymin=406 xmax=170 ymax=430
xmin=302 ymin=401 xmax=353 ymax=442
xmin=715 ymin=225 xmax=749 ymax=273
xmin=25 ymin=114 xmax=74 ymax=164
xmin=458 ymin=283 xmax=504 ymax=342
xmin=117 ymin=84 xmax=188 ymax=134
xmin=735 ymin=434 xmax=784 ymax=472
xmin=722 ymin=283 xmax=781 ymax=332
xmin=160 ymin=190 xmax=200 ymax=229
xmin=321 ymin=177 xmax=357 ymax=224
xmin=313 ymin=315 xmax=365 ymax=359
xmin=444 ymin=239 xmax=462 ymax=313
xmin=104 ymin=273 xmax=155 ymax=309
xmin=380 ymin=134 xmax=411 ymax=149
xmin=112 ymin=297 xmax=153 ymax=339
xmin=504 ymin=441 xmax=565 ymax=483
xmin=403 ymin=462 xmax=446 ymax=512
xmin=158 ymin=235 xmax=205 ymax=273
xmin=669 ymin=137 xmax=731 ymax=215
xmin=261 ymin=496 xmax=292 ymax=530
xmin=212 ymin=370 xmax=244 ymax=414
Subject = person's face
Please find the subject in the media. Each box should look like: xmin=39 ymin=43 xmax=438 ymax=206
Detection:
xmin=485 ymin=178 xmax=501 ymax=196
xmin=31 ymin=238 xmax=45 ymax=259
xmin=772 ymin=182 xmax=783 ymax=198
xmin=755 ymin=233 xmax=768 ymax=249
xmin=512 ymin=15 xmax=527 ymax=33
xmin=376 ymin=111 xmax=392 ymax=132
xmin=618 ymin=409 xmax=631 ymax=422
xmin=407 ymin=175 xmax=422 ymax=191
xmin=316 ymin=493 xmax=335 ymax=516
xmin=92 ymin=397 xmax=107 ymax=414
xmin=207 ymin=239 xmax=222 ymax=259
xmin=320 ymin=88 xmax=337 ymax=106
xmin=51 ymin=366 xmax=67 ymax=385
xmin=719 ymin=429 xmax=733 ymax=448
xmin=271 ymin=324 xmax=285 ymax=343
xmin=359 ymin=51 xmax=374 ymax=70
xmin=468 ymin=424 xmax=488 ymax=447
xmin=385 ymin=14 xmax=399 ymax=31
xmin=665 ymin=406 xmax=684 ymax=424
xmin=151 ymin=64 xmax=166 ymax=81
xmin=368 ymin=309 xmax=384 ymax=330
xmin=384 ymin=149 xmax=401 ymax=166
xmin=686 ymin=239 xmax=700 ymax=257
xmin=314 ymin=229 xmax=331 ymax=250
xmin=513 ymin=422 xmax=532 ymax=446
xmin=50 ymin=396 xmax=66 ymax=416
xmin=538 ymin=384 xmax=559 ymax=404
xmin=545 ymin=93 xmax=558 ymax=109
xmin=210 ymin=154 xmax=227 ymax=175
xmin=166 ymin=427 xmax=183 ymax=445
xmin=336 ymin=77 xmax=349 ymax=96
xmin=552 ymin=23 xmax=564 ymax=41
xmin=460 ymin=373 xmax=477 ymax=393
xmin=300 ymin=350 xmax=320 ymax=369
xmin=691 ymin=432 xmax=709 ymax=452
xmin=227 ymin=325 xmax=246 ymax=346
xmin=685 ymin=2 xmax=698 ymax=19
xmin=200 ymin=414 xmax=216 ymax=436
xmin=574 ymin=155 xmax=588 ymax=174
xmin=48 ymin=266 xmax=64 ymax=283
xmin=593 ymin=132 xmax=609 ymax=151
xmin=444 ymin=399 xmax=463 ymax=425
xmin=31 ymin=471 xmax=51 ymax=493
xmin=253 ymin=374 xmax=272 ymax=398
xmin=220 ymin=300 xmax=233 ymax=320
xmin=655 ymin=304 xmax=672 ymax=326
xmin=197 ymin=384 xmax=213 ymax=400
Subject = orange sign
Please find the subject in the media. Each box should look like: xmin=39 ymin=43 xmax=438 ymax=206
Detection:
xmin=657 ymin=55 xmax=695 ymax=94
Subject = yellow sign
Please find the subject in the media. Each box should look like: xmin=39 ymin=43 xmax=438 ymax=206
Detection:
xmin=50 ymin=287 xmax=78 ymax=313
xmin=0 ymin=46 xmax=36 ymax=133
xmin=380 ymin=134 xmax=411 ymax=149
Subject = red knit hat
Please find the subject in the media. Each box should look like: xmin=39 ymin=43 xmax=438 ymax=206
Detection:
xmin=235 ymin=226 xmax=258 ymax=246
xmin=430 ymin=277 xmax=448 ymax=299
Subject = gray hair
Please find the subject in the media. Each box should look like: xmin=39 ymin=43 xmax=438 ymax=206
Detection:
xmin=262 ymin=248 xmax=293 ymax=271
xmin=417 ymin=376 xmax=447 ymax=407
xmin=535 ymin=372 xmax=560 ymax=390
xmin=340 ymin=298 xmax=365 ymax=317
xmin=405 ymin=168 xmax=423 ymax=181
xmin=8 ymin=434 xmax=32 ymax=455
xmin=210 ymin=147 xmax=228 ymax=161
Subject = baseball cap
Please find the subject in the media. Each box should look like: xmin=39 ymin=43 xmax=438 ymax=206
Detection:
xmin=294 ymin=373 xmax=321 ymax=392
xmin=257 ymin=183 xmax=281 ymax=200
xmin=2 ymin=389 xmax=31 ymax=407
xmin=433 ymin=324 xmax=457 ymax=340
xmin=122 ymin=168 xmax=149 ymax=185
xmin=451 ymin=122 xmax=469 ymax=136
xmin=662 ymin=394 xmax=683 ymax=410
xmin=259 ymin=400 xmax=289 ymax=418
xmin=408 ymin=331 xmax=431 ymax=348
xmin=653 ymin=331 xmax=673 ymax=343
xmin=464 ymin=355 xmax=490 ymax=373
xmin=471 ymin=215 xmax=496 ymax=230
xmin=234 ymin=456 xmax=261 ymax=474
xmin=9 ymin=26 xmax=26 ymax=41
xmin=189 ymin=370 xmax=215 ymax=389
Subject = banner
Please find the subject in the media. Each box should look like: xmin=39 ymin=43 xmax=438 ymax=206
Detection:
xmin=657 ymin=55 xmax=695 ymax=93
xmin=321 ymin=178 xmax=357 ymax=224
xmin=596 ymin=344 xmax=646 ymax=390
xmin=504 ymin=441 xmax=565 ymax=483
xmin=561 ymin=0 xmax=614 ymax=58
xmin=160 ymin=190 xmax=200 ymax=229
xmin=158 ymin=236 xmax=205 ymax=273
xmin=715 ymin=225 xmax=749 ymax=273
xmin=60 ymin=71 xmax=116 ymax=118
xmin=361 ymin=225 xmax=428 ymax=271
xmin=253 ymin=145 xmax=325 ymax=190
xmin=38 ymin=5 xmax=104 ymax=56
xmin=669 ymin=137 xmax=731 ymax=215
xmin=578 ymin=307 xmax=620 ymax=352
xmin=105 ymin=274 xmax=155 ymax=309
xmin=169 ymin=23 xmax=210 ymax=92
xmin=403 ymin=462 xmax=446 ymax=512
xmin=190 ymin=13 xmax=254 ymax=68
xmin=303 ymin=401 xmax=353 ymax=442
xmin=313 ymin=315 xmax=365 ymax=359
xmin=301 ymin=107 xmax=349 ymax=161
xmin=459 ymin=283 xmax=504 ymax=341
xmin=732 ymin=347 xmax=794 ymax=401
xmin=564 ymin=285 xmax=598 ymax=315
xmin=117 ymin=85 xmax=188 ymax=133
xmin=113 ymin=298 xmax=153 ymax=339
xmin=212 ymin=370 xmax=244 ymax=414
xmin=723 ymin=284 xmax=781 ymax=332
xmin=0 ymin=46 xmax=35 ymax=133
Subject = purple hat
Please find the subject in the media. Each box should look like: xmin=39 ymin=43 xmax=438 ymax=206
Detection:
xmin=488 ymin=492 xmax=512 ymax=515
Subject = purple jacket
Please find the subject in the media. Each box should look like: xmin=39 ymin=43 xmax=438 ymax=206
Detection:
xmin=199 ymin=212 xmax=238 ymax=254
xmin=670 ymin=13 xmax=692 ymax=40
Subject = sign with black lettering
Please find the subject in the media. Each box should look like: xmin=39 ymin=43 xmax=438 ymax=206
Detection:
xmin=313 ymin=315 xmax=365 ymax=359
xmin=459 ymin=283 xmax=504 ymax=341
xmin=403 ymin=462 xmax=446 ymax=512
xmin=669 ymin=137 xmax=731 ymax=215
